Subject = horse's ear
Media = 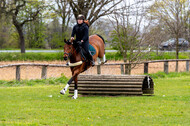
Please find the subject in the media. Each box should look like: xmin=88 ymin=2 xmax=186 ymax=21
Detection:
xmin=64 ymin=39 xmax=71 ymax=45
xmin=64 ymin=39 xmax=67 ymax=43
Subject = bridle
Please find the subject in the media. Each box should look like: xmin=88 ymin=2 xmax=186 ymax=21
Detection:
xmin=64 ymin=41 xmax=78 ymax=58
xmin=64 ymin=40 xmax=85 ymax=61
xmin=64 ymin=45 xmax=73 ymax=58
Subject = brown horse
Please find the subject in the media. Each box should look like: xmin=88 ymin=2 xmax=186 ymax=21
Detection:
xmin=60 ymin=34 xmax=106 ymax=99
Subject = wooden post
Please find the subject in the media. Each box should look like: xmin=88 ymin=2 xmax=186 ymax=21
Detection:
xmin=175 ymin=61 xmax=178 ymax=72
xmin=41 ymin=66 xmax=47 ymax=79
xmin=120 ymin=64 xmax=124 ymax=74
xmin=164 ymin=61 xmax=169 ymax=74
xmin=144 ymin=63 xmax=148 ymax=74
xmin=16 ymin=65 xmax=20 ymax=81
xmin=186 ymin=61 xmax=189 ymax=72
xmin=97 ymin=65 xmax=101 ymax=74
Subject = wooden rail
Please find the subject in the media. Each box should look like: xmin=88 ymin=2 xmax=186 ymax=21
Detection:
xmin=98 ymin=59 xmax=190 ymax=74
xmin=0 ymin=63 xmax=69 ymax=81
xmin=0 ymin=59 xmax=190 ymax=81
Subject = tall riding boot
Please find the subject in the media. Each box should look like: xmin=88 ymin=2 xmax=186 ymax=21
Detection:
xmin=89 ymin=51 xmax=95 ymax=66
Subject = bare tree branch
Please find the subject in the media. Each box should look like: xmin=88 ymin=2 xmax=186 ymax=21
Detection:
xmin=68 ymin=0 xmax=122 ymax=26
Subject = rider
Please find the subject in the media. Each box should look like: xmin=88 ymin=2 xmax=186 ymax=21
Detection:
xmin=70 ymin=14 xmax=95 ymax=66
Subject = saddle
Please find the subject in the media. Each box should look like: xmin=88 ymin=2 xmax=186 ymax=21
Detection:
xmin=75 ymin=41 xmax=96 ymax=62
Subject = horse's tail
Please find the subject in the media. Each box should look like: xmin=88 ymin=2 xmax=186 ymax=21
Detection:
xmin=96 ymin=34 xmax=106 ymax=55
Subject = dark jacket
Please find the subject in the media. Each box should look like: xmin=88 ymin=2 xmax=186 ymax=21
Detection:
xmin=71 ymin=23 xmax=89 ymax=43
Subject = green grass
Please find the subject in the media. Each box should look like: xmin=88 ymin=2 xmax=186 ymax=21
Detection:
xmin=106 ymin=52 xmax=190 ymax=61
xmin=0 ymin=75 xmax=69 ymax=87
xmin=147 ymin=71 xmax=190 ymax=79
xmin=0 ymin=74 xmax=190 ymax=125
xmin=0 ymin=52 xmax=64 ymax=61
xmin=1 ymin=51 xmax=190 ymax=61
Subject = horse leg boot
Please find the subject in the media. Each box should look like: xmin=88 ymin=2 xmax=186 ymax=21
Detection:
xmin=60 ymin=77 xmax=73 ymax=95
xmin=71 ymin=70 xmax=80 ymax=99
xmin=72 ymin=77 xmax=78 ymax=99
xmin=101 ymin=53 xmax=107 ymax=64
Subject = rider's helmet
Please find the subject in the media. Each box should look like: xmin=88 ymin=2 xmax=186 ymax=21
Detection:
xmin=77 ymin=14 xmax=85 ymax=20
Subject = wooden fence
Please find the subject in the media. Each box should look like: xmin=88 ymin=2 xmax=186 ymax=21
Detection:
xmin=0 ymin=59 xmax=190 ymax=81
xmin=0 ymin=63 xmax=68 ymax=81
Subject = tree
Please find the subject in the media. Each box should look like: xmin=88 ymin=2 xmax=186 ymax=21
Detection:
xmin=0 ymin=13 xmax=19 ymax=49
xmin=146 ymin=21 xmax=171 ymax=55
xmin=109 ymin=0 xmax=153 ymax=74
xmin=1 ymin=0 xmax=46 ymax=53
xmin=69 ymin=0 xmax=122 ymax=26
xmin=149 ymin=0 xmax=190 ymax=72
xmin=46 ymin=17 xmax=68 ymax=48
xmin=54 ymin=0 xmax=72 ymax=34
xmin=25 ymin=14 xmax=47 ymax=48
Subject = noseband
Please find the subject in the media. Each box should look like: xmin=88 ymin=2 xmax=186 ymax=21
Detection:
xmin=64 ymin=52 xmax=71 ymax=57
xmin=64 ymin=41 xmax=81 ymax=58
xmin=64 ymin=43 xmax=74 ymax=58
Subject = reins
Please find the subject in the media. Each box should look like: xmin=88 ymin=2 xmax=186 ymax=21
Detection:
xmin=64 ymin=42 xmax=86 ymax=62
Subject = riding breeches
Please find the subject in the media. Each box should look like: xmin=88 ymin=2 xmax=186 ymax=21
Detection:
xmin=81 ymin=41 xmax=93 ymax=61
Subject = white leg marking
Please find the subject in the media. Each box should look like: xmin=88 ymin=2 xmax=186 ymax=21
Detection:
xmin=72 ymin=90 xmax=78 ymax=99
xmin=103 ymin=54 xmax=106 ymax=62
xmin=60 ymin=84 xmax=69 ymax=95
xmin=97 ymin=57 xmax=101 ymax=65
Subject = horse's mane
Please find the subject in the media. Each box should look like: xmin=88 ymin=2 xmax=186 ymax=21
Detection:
xmin=84 ymin=20 xmax=90 ymax=27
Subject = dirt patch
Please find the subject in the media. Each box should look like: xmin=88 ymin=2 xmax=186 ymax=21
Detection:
xmin=0 ymin=60 xmax=188 ymax=80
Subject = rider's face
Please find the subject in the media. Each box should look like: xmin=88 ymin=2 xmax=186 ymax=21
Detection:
xmin=77 ymin=19 xmax=83 ymax=24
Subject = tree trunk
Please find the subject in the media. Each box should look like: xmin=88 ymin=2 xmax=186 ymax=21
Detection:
xmin=13 ymin=16 xmax=25 ymax=53
xmin=123 ymin=53 xmax=131 ymax=75
xmin=175 ymin=36 xmax=179 ymax=72
xmin=62 ymin=18 xmax=66 ymax=39
xmin=15 ymin=25 xmax=25 ymax=53
xmin=156 ymin=44 xmax=159 ymax=56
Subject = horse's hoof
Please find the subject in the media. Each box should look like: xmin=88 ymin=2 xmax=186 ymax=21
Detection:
xmin=72 ymin=95 xmax=78 ymax=99
xmin=60 ymin=89 xmax=66 ymax=95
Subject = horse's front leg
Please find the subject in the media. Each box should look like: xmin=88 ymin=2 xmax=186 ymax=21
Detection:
xmin=60 ymin=77 xmax=73 ymax=95
xmin=71 ymin=68 xmax=80 ymax=99
xmin=72 ymin=76 xmax=78 ymax=99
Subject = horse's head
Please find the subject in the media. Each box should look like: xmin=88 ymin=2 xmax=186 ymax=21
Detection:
xmin=63 ymin=39 xmax=73 ymax=61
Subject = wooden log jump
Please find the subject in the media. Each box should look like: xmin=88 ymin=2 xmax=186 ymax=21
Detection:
xmin=69 ymin=75 xmax=154 ymax=96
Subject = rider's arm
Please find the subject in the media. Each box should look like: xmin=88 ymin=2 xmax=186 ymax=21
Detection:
xmin=82 ymin=26 xmax=89 ymax=42
xmin=71 ymin=26 xmax=76 ymax=38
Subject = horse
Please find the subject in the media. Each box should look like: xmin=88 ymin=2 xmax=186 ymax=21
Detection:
xmin=60 ymin=34 xmax=106 ymax=99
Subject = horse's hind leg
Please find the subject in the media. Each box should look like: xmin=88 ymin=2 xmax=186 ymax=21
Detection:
xmin=98 ymin=44 xmax=106 ymax=64
xmin=97 ymin=57 xmax=101 ymax=64
xmin=103 ymin=53 xmax=106 ymax=62
xmin=60 ymin=77 xmax=73 ymax=95
xmin=98 ymin=53 xmax=107 ymax=65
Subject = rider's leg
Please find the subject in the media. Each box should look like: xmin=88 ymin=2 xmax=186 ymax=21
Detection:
xmin=82 ymin=41 xmax=95 ymax=66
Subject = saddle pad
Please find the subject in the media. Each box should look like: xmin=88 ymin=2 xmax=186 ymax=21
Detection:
xmin=89 ymin=44 xmax=96 ymax=56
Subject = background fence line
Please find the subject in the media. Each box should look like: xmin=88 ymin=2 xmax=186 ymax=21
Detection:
xmin=0 ymin=59 xmax=190 ymax=81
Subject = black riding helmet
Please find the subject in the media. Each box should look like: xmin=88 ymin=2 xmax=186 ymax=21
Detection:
xmin=77 ymin=14 xmax=85 ymax=20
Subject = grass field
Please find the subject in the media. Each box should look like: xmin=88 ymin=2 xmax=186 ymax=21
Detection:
xmin=0 ymin=75 xmax=190 ymax=125
xmin=0 ymin=51 xmax=190 ymax=61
